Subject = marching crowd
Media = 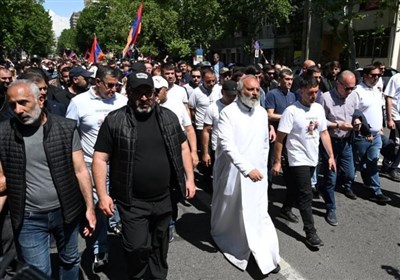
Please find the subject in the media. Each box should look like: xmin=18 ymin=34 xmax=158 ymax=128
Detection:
xmin=0 ymin=54 xmax=399 ymax=279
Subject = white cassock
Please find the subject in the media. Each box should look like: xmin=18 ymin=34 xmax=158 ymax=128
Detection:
xmin=211 ymin=99 xmax=280 ymax=274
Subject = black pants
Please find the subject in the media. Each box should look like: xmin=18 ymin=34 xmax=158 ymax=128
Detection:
xmin=117 ymin=196 xmax=172 ymax=280
xmin=283 ymin=166 xmax=316 ymax=235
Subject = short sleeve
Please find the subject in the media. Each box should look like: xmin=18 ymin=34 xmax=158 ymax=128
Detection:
xmin=94 ymin=117 xmax=113 ymax=154
xmin=72 ymin=129 xmax=82 ymax=152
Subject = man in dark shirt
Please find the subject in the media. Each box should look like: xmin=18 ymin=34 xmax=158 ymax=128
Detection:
xmin=92 ymin=71 xmax=196 ymax=280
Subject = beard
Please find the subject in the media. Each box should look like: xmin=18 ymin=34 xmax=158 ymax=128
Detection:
xmin=239 ymin=93 xmax=259 ymax=108
xmin=17 ymin=105 xmax=42 ymax=125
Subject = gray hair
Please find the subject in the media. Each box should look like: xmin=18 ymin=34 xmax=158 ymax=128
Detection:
xmin=8 ymin=79 xmax=41 ymax=98
xmin=237 ymin=75 xmax=257 ymax=93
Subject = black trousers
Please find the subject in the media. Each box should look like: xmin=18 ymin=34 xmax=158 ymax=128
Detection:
xmin=117 ymin=196 xmax=172 ymax=280
xmin=283 ymin=166 xmax=316 ymax=235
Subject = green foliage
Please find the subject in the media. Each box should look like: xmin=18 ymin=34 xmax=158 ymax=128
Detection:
xmin=0 ymin=0 xmax=54 ymax=59
xmin=57 ymin=29 xmax=78 ymax=55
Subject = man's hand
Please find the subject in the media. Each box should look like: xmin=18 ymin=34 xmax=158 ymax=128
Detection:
xmin=191 ymin=152 xmax=199 ymax=168
xmin=82 ymin=208 xmax=96 ymax=237
xmin=272 ymin=162 xmax=281 ymax=177
xmin=387 ymin=119 xmax=395 ymax=130
xmin=98 ymin=194 xmax=115 ymax=217
xmin=202 ymin=153 xmax=211 ymax=167
xmin=247 ymin=169 xmax=264 ymax=182
xmin=339 ymin=122 xmax=354 ymax=131
xmin=185 ymin=181 xmax=196 ymax=199
xmin=269 ymin=125 xmax=276 ymax=142
xmin=328 ymin=157 xmax=337 ymax=173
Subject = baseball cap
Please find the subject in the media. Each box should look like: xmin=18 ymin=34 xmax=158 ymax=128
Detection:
xmin=152 ymin=76 xmax=168 ymax=89
xmin=69 ymin=67 xmax=93 ymax=78
xmin=222 ymin=80 xmax=238 ymax=96
xmin=131 ymin=62 xmax=147 ymax=73
xmin=220 ymin=67 xmax=230 ymax=75
xmin=127 ymin=72 xmax=154 ymax=89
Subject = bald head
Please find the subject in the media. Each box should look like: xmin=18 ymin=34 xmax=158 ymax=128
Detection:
xmin=303 ymin=60 xmax=316 ymax=70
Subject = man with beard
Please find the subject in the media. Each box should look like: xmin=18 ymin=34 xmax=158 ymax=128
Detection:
xmin=211 ymin=75 xmax=280 ymax=276
xmin=183 ymin=67 xmax=202 ymax=98
xmin=0 ymin=68 xmax=12 ymax=110
xmin=92 ymin=71 xmax=196 ymax=280
xmin=0 ymin=79 xmax=96 ymax=278
xmin=272 ymin=77 xmax=336 ymax=248
xmin=67 ymin=67 xmax=93 ymax=98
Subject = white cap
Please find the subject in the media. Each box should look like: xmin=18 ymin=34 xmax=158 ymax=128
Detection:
xmin=152 ymin=76 xmax=168 ymax=89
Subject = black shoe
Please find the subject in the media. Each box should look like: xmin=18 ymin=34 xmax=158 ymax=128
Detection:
xmin=305 ymin=233 xmax=324 ymax=247
xmin=93 ymin=252 xmax=108 ymax=273
xmin=325 ymin=210 xmax=338 ymax=226
xmin=344 ymin=189 xmax=357 ymax=200
xmin=369 ymin=194 xmax=391 ymax=204
xmin=280 ymin=209 xmax=299 ymax=223
xmin=270 ymin=264 xmax=281 ymax=274
xmin=388 ymin=169 xmax=400 ymax=182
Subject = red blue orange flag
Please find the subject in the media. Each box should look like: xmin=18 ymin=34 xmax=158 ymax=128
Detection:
xmin=122 ymin=2 xmax=143 ymax=57
xmin=88 ymin=35 xmax=105 ymax=63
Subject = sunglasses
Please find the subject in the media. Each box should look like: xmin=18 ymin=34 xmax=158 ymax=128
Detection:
xmin=101 ymin=80 xmax=118 ymax=89
xmin=339 ymin=80 xmax=355 ymax=91
xmin=368 ymin=73 xmax=381 ymax=78
xmin=38 ymin=86 xmax=48 ymax=91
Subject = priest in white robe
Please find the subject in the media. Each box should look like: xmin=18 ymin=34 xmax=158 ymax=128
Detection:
xmin=211 ymin=75 xmax=280 ymax=275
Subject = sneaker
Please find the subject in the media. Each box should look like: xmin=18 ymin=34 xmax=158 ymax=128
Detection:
xmin=325 ymin=210 xmax=338 ymax=226
xmin=168 ymin=223 xmax=175 ymax=243
xmin=305 ymin=233 xmax=324 ymax=247
xmin=270 ymin=264 xmax=281 ymax=274
xmin=93 ymin=252 xmax=108 ymax=273
xmin=388 ymin=169 xmax=400 ymax=182
xmin=369 ymin=194 xmax=391 ymax=204
xmin=344 ymin=189 xmax=357 ymax=200
xmin=109 ymin=222 xmax=122 ymax=236
xmin=280 ymin=209 xmax=299 ymax=223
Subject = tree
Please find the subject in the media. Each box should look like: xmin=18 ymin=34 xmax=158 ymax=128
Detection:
xmin=0 ymin=0 xmax=54 ymax=59
xmin=57 ymin=29 xmax=78 ymax=56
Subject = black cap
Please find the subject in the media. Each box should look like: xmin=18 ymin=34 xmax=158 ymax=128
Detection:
xmin=127 ymin=72 xmax=154 ymax=89
xmin=222 ymin=80 xmax=238 ymax=96
xmin=69 ymin=67 xmax=93 ymax=78
xmin=131 ymin=62 xmax=147 ymax=73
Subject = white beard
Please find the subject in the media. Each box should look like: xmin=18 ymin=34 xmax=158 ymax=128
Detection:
xmin=239 ymin=93 xmax=259 ymax=108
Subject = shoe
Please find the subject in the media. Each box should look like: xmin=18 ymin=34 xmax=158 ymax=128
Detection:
xmin=312 ymin=187 xmax=320 ymax=199
xmin=93 ymin=252 xmax=108 ymax=273
xmin=369 ymin=194 xmax=391 ymax=204
xmin=280 ymin=209 xmax=299 ymax=223
xmin=168 ymin=223 xmax=175 ymax=243
xmin=109 ymin=222 xmax=122 ymax=235
xmin=270 ymin=264 xmax=281 ymax=274
xmin=305 ymin=233 xmax=324 ymax=247
xmin=388 ymin=169 xmax=400 ymax=182
xmin=325 ymin=210 xmax=338 ymax=226
xmin=344 ymin=189 xmax=357 ymax=200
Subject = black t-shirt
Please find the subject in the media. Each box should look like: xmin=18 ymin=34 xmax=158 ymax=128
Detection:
xmin=95 ymin=109 xmax=178 ymax=201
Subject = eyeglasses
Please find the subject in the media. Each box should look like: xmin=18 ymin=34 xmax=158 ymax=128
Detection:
xmin=101 ymin=81 xmax=118 ymax=89
xmin=0 ymin=77 xmax=12 ymax=81
xmin=338 ymin=80 xmax=355 ymax=91
xmin=368 ymin=73 xmax=381 ymax=78
xmin=192 ymin=75 xmax=201 ymax=78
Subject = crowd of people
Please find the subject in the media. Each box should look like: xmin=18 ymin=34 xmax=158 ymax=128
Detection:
xmin=0 ymin=53 xmax=399 ymax=279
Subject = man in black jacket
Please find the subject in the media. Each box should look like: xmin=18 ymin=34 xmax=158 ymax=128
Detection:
xmin=92 ymin=71 xmax=196 ymax=280
xmin=0 ymin=79 xmax=96 ymax=279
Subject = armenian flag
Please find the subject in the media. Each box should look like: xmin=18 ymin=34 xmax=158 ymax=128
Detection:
xmin=122 ymin=2 xmax=143 ymax=57
xmin=88 ymin=35 xmax=104 ymax=63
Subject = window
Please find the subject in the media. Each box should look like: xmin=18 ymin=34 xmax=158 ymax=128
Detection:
xmin=355 ymin=29 xmax=389 ymax=58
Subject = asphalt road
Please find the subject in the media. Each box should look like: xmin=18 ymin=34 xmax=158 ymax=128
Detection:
xmin=73 ymin=164 xmax=399 ymax=280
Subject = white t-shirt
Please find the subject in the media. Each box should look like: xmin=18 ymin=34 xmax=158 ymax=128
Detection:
xmin=168 ymin=84 xmax=188 ymax=104
xmin=383 ymin=73 xmax=400 ymax=121
xmin=278 ymin=101 xmax=327 ymax=166
xmin=204 ymin=99 xmax=227 ymax=150
xmin=189 ymin=84 xmax=222 ymax=130
xmin=348 ymin=81 xmax=383 ymax=134
xmin=66 ymin=87 xmax=128 ymax=162
xmin=161 ymin=98 xmax=191 ymax=131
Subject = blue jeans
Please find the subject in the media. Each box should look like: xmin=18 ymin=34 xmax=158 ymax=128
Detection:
xmin=15 ymin=208 xmax=80 ymax=279
xmin=352 ymin=134 xmax=383 ymax=195
xmin=86 ymin=162 xmax=120 ymax=255
xmin=321 ymin=138 xmax=355 ymax=211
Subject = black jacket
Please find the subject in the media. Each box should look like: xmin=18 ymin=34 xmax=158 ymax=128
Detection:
xmin=100 ymin=103 xmax=186 ymax=204
xmin=0 ymin=113 xmax=85 ymax=230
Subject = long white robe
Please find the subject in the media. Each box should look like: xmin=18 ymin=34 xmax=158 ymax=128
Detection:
xmin=211 ymin=99 xmax=280 ymax=274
